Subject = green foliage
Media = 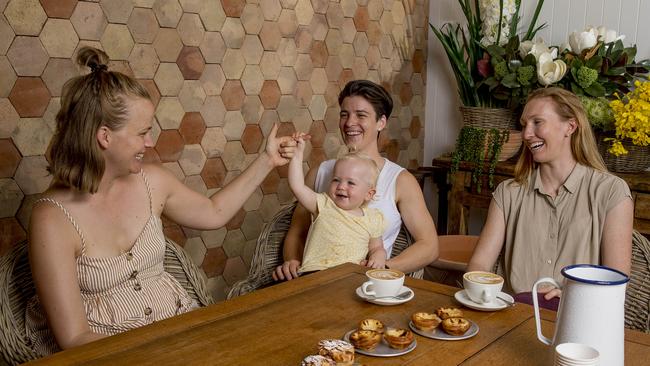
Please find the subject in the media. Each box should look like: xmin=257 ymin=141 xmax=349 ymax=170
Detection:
xmin=578 ymin=95 xmax=615 ymax=132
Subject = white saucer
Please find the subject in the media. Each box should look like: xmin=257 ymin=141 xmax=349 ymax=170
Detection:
xmin=454 ymin=289 xmax=513 ymax=311
xmin=343 ymin=329 xmax=416 ymax=357
xmin=408 ymin=320 xmax=479 ymax=341
xmin=355 ymin=285 xmax=414 ymax=305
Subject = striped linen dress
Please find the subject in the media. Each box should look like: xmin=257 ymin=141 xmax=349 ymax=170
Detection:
xmin=25 ymin=171 xmax=198 ymax=356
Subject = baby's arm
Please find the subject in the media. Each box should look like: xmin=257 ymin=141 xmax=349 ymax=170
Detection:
xmin=366 ymin=237 xmax=386 ymax=269
xmin=287 ymin=134 xmax=318 ymax=214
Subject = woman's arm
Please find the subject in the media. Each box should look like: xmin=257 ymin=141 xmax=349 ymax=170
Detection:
xmin=159 ymin=124 xmax=295 ymax=230
xmin=29 ymin=204 xmax=107 ymax=349
xmin=385 ymin=171 xmax=438 ymax=273
xmin=272 ymin=165 xmax=320 ymax=281
xmin=601 ymin=197 xmax=633 ymax=275
xmin=466 ymin=199 xmax=506 ymax=273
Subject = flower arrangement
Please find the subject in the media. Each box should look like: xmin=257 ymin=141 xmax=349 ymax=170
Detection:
xmin=607 ymin=78 xmax=650 ymax=156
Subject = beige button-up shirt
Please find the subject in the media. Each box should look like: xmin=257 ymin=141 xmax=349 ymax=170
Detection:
xmin=493 ymin=164 xmax=632 ymax=293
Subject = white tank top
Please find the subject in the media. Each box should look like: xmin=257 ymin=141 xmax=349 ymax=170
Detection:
xmin=314 ymin=158 xmax=404 ymax=256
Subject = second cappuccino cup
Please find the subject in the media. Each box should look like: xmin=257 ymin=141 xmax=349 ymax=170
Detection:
xmin=463 ymin=271 xmax=504 ymax=304
xmin=361 ymin=268 xmax=405 ymax=298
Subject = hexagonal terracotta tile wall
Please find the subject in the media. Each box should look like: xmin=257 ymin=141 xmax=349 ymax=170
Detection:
xmin=0 ymin=0 xmax=428 ymax=302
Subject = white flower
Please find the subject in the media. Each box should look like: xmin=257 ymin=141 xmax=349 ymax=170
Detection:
xmin=568 ymin=29 xmax=598 ymax=53
xmin=520 ymin=37 xmax=557 ymax=60
xmin=537 ymin=52 xmax=567 ymax=86
xmin=479 ymin=0 xmax=517 ymax=47
xmin=595 ymin=26 xmax=625 ymax=43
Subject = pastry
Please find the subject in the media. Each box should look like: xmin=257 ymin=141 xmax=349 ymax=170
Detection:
xmin=317 ymin=339 xmax=355 ymax=366
xmin=301 ymin=355 xmax=336 ymax=366
xmin=441 ymin=317 xmax=471 ymax=336
xmin=436 ymin=306 xmax=464 ymax=320
xmin=411 ymin=312 xmax=442 ymax=331
xmin=383 ymin=328 xmax=414 ymax=349
xmin=349 ymin=329 xmax=382 ymax=350
xmin=358 ymin=318 xmax=385 ymax=334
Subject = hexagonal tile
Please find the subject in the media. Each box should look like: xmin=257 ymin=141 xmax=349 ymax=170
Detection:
xmin=139 ymin=79 xmax=161 ymax=108
xmin=241 ymin=211 xmax=263 ymax=241
xmin=176 ymin=46 xmax=204 ymax=80
xmin=340 ymin=0 xmax=357 ymax=17
xmin=41 ymin=58 xmax=78 ymax=97
xmin=221 ymin=17 xmax=245 ymax=49
xmin=39 ymin=0 xmax=77 ymax=19
xmin=324 ymin=82 xmax=340 ymax=107
xmin=178 ymin=144 xmax=206 ymax=175
xmin=260 ymin=169 xmax=279 ymax=194
xmin=259 ymin=193 xmax=280 ymax=222
xmin=311 ymin=0 xmax=328 ymax=14
xmin=325 ymin=29 xmax=343 ymax=56
xmin=240 ymin=125 xmax=262 ymax=154
xmin=7 ymin=36 xmax=48 ymax=77
xmin=155 ymin=97 xmax=184 ymax=129
xmin=399 ymin=82 xmax=413 ymax=105
xmin=0 ymin=16 xmax=14 ymax=55
xmin=241 ymin=96 xmax=263 ymax=124
xmin=129 ymin=44 xmax=160 ymax=79
xmin=392 ymin=1 xmax=405 ymax=24
xmin=0 ymin=139 xmax=20 ymax=178
xmin=280 ymin=0 xmax=298 ymax=9
xmin=325 ymin=55 xmax=343 ymax=81
xmin=259 ymin=51 xmax=281 ymax=80
xmin=16 ymin=193 xmax=42 ymax=230
xmin=293 ymin=53 xmax=313 ymax=81
xmin=341 ymin=18 xmax=357 ymax=44
xmin=178 ymin=112 xmax=206 ymax=144
xmin=366 ymin=45 xmax=380 ymax=70
xmin=14 ymin=155 xmax=50 ymax=194
xmin=155 ymin=129 xmax=184 ymax=162
xmin=240 ymin=65 xmax=264 ymax=95
xmin=198 ymin=0 xmax=225 ymax=31
xmin=154 ymin=63 xmax=184 ymax=96
xmin=409 ymin=115 xmax=421 ymax=138
xmin=179 ymin=0 xmax=202 ymax=13
xmin=259 ymin=80 xmax=281 ymax=109
xmin=379 ymin=10 xmax=394 ymax=34
xmin=199 ymin=31 xmax=225 ymax=64
xmin=338 ymin=43 xmax=354 ymax=68
xmin=4 ymin=0 xmax=46 ymax=35
xmin=152 ymin=0 xmax=182 ymax=28
xmin=308 ymin=95 xmax=327 ymax=120
xmin=291 ymin=107 xmax=311 ymax=133
xmin=199 ymin=64 xmax=225 ymax=96
xmin=100 ymin=24 xmax=134 ymax=60
xmin=70 ymin=1 xmax=107 ymax=40
xmin=0 ymin=217 xmax=27 ymax=255
xmin=276 ymin=95 xmax=298 ymax=122
xmin=200 ymin=127 xmax=226 ymax=158
xmin=220 ymin=80 xmax=245 ymax=111
xmin=278 ymin=38 xmax=297 ymax=67
xmin=276 ymin=177 xmax=294 ymax=203
xmin=259 ymin=21 xmax=281 ymax=51
xmin=367 ymin=0 xmax=382 ymax=20
xmin=0 ymin=98 xmax=19 ymax=138
xmin=366 ymin=20 xmax=382 ymax=45
xmin=258 ymin=110 xmax=279 ymax=136
xmin=153 ymin=28 xmax=183 ymax=62
xmin=200 ymin=95 xmax=226 ymax=127
xmin=352 ymin=57 xmax=369 ymax=79
xmin=163 ymin=223 xmax=187 ymax=246
xmin=177 ymin=13 xmax=204 ymax=47
xmin=308 ymin=120 xmax=326 ymax=147
xmin=9 ymin=78 xmax=50 ymax=117
xmin=127 ymin=7 xmax=159 ymax=44
xmin=222 ymin=226 xmax=244 ymax=254
xmin=243 ymin=187 xmax=263 ymax=212
xmin=353 ymin=6 xmax=369 ymax=31
xmin=0 ymin=178 xmax=23 ymax=217
xmin=260 ymin=0 xmax=281 ymax=21
xmin=201 ymin=156 xmax=226 ymax=188
xmin=323 ymin=106 xmax=339 ymax=132
xmin=223 ymin=111 xmax=245 ymax=141
xmin=178 ymin=80 xmax=206 ymax=112
xmin=276 ymin=66 xmax=297 ymax=94
xmin=293 ymin=80 xmax=312 ymax=107
xmin=100 ymin=0 xmax=133 ymax=24
xmin=308 ymin=146 xmax=326 ymax=169
xmin=309 ymin=68 xmax=328 ymax=94
xmin=277 ymin=9 xmax=297 ymax=37
xmin=378 ymin=34 xmax=394 ymax=58
xmin=221 ymin=48 xmax=246 ymax=79
xmin=294 ymin=26 xmax=312 ymax=54
xmin=325 ymin=1 xmax=343 ymax=29
xmin=295 ymin=0 xmax=313 ymax=25
xmin=221 ymin=0 xmax=245 ymax=17
xmin=221 ymin=141 xmax=245 ymax=171
xmin=11 ymin=117 xmax=52 ymax=156
xmin=309 ymin=13 xmax=327 ymax=41
xmin=308 ymin=40 xmax=327 ymax=68
xmin=241 ymin=35 xmax=263 ymax=65
xmin=240 ymin=4 xmax=263 ymax=34
xmin=184 ymin=236 xmax=206 ymax=267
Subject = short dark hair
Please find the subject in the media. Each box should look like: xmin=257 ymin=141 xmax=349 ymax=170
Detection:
xmin=338 ymin=80 xmax=393 ymax=120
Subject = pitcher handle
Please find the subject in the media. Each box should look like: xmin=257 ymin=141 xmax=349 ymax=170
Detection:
xmin=532 ymin=277 xmax=561 ymax=346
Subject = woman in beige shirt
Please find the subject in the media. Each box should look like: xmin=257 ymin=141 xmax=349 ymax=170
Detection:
xmin=467 ymin=87 xmax=633 ymax=302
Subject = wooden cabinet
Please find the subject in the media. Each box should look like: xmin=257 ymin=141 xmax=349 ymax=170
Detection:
xmin=431 ymin=156 xmax=650 ymax=236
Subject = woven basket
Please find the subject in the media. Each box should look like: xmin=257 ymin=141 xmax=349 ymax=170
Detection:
xmin=460 ymin=106 xmax=519 ymax=130
xmin=597 ymin=135 xmax=650 ymax=173
xmin=496 ymin=130 xmax=523 ymax=161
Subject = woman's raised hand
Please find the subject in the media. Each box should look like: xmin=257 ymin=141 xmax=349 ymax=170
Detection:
xmin=266 ymin=124 xmax=299 ymax=167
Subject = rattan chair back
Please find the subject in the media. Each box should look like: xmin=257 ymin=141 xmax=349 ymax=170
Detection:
xmin=625 ymin=230 xmax=650 ymax=333
xmin=227 ymin=202 xmax=424 ymax=299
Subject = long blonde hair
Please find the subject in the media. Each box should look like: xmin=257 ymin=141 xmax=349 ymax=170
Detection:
xmin=514 ymin=87 xmax=606 ymax=184
xmin=49 ymin=47 xmax=150 ymax=193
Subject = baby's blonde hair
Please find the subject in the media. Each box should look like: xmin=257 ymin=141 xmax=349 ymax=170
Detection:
xmin=335 ymin=152 xmax=380 ymax=188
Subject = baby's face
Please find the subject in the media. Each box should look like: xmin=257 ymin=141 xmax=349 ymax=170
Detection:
xmin=328 ymin=159 xmax=375 ymax=211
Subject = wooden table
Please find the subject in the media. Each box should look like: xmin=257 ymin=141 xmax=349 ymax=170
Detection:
xmin=28 ymin=263 xmax=650 ymax=365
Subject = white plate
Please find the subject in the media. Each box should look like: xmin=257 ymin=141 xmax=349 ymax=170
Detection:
xmin=355 ymin=285 xmax=414 ymax=305
xmin=454 ymin=289 xmax=513 ymax=311
xmin=408 ymin=320 xmax=479 ymax=341
xmin=342 ymin=329 xmax=416 ymax=357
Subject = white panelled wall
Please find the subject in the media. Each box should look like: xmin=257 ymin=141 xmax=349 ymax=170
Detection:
xmin=425 ymin=0 xmax=650 ymax=164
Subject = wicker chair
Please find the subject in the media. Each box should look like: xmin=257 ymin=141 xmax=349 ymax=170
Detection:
xmin=624 ymin=230 xmax=650 ymax=333
xmin=0 ymin=237 xmax=213 ymax=366
xmin=227 ymin=202 xmax=424 ymax=299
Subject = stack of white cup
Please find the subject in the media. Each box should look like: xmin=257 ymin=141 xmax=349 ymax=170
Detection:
xmin=554 ymin=343 xmax=600 ymax=365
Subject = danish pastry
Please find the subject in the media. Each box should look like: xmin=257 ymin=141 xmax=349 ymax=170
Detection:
xmin=411 ymin=312 xmax=442 ymax=331
xmin=301 ymin=355 xmax=335 ymax=366
xmin=317 ymin=339 xmax=355 ymax=366
xmin=383 ymin=328 xmax=414 ymax=349
xmin=349 ymin=329 xmax=382 ymax=350
xmin=436 ymin=306 xmax=464 ymax=320
xmin=441 ymin=317 xmax=471 ymax=336
xmin=358 ymin=318 xmax=385 ymax=334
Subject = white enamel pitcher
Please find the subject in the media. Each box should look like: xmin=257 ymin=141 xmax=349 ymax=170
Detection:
xmin=532 ymin=264 xmax=629 ymax=366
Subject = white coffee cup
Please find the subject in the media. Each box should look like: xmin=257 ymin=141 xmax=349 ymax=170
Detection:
xmin=463 ymin=271 xmax=504 ymax=304
xmin=555 ymin=343 xmax=600 ymax=365
xmin=361 ymin=268 xmax=405 ymax=298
